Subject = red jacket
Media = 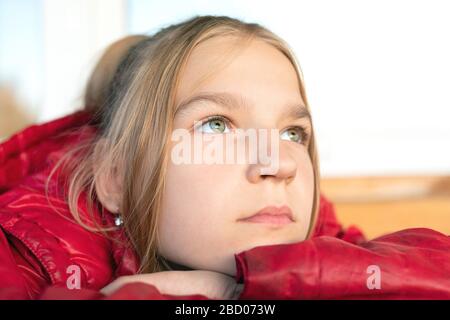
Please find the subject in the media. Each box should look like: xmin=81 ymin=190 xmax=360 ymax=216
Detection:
xmin=0 ymin=110 xmax=449 ymax=300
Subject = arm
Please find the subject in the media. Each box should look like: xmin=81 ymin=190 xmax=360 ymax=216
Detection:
xmin=38 ymin=282 xmax=210 ymax=300
xmin=33 ymin=262 xmax=227 ymax=300
xmin=38 ymin=270 xmax=236 ymax=300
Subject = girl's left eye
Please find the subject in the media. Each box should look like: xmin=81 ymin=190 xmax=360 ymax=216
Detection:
xmin=280 ymin=127 xmax=308 ymax=144
xmin=195 ymin=116 xmax=231 ymax=134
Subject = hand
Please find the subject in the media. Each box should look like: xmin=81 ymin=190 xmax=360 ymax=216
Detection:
xmin=101 ymin=270 xmax=242 ymax=300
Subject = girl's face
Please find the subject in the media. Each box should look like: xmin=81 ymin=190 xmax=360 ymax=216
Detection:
xmin=158 ymin=36 xmax=314 ymax=276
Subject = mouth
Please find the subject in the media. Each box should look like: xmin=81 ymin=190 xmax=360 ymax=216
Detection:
xmin=237 ymin=205 xmax=294 ymax=226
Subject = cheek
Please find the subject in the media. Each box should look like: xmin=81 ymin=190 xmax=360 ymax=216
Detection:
xmin=157 ymin=161 xmax=239 ymax=266
xmin=163 ymin=162 xmax=235 ymax=217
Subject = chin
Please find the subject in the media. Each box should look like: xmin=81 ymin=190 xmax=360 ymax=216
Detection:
xmin=242 ymin=232 xmax=304 ymax=251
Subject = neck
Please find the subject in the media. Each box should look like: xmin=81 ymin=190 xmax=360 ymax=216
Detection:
xmin=159 ymin=256 xmax=193 ymax=271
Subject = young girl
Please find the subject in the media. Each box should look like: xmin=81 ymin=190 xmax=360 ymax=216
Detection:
xmin=0 ymin=15 xmax=449 ymax=300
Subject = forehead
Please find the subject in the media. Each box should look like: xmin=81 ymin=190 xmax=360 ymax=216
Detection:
xmin=175 ymin=35 xmax=304 ymax=108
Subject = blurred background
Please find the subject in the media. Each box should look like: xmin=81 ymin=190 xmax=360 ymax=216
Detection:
xmin=1 ymin=0 xmax=449 ymax=238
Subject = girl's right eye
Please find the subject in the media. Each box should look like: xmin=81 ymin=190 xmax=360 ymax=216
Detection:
xmin=194 ymin=116 xmax=231 ymax=134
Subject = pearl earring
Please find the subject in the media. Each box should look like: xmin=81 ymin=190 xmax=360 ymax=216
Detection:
xmin=114 ymin=215 xmax=124 ymax=227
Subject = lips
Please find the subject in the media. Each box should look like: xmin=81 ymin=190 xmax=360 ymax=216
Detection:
xmin=238 ymin=205 xmax=294 ymax=225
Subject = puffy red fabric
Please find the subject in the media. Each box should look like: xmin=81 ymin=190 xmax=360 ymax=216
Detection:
xmin=0 ymin=110 xmax=448 ymax=299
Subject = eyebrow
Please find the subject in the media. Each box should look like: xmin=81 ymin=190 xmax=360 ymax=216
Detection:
xmin=176 ymin=91 xmax=311 ymax=121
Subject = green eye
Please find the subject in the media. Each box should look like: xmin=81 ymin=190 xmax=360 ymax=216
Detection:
xmin=281 ymin=127 xmax=305 ymax=144
xmin=197 ymin=116 xmax=230 ymax=134
xmin=209 ymin=119 xmax=226 ymax=133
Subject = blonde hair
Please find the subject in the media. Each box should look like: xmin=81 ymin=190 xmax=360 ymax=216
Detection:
xmin=46 ymin=15 xmax=321 ymax=274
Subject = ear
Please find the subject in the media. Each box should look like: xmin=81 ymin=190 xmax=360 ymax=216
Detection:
xmin=93 ymin=138 xmax=123 ymax=214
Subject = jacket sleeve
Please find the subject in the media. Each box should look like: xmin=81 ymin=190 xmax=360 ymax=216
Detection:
xmin=234 ymin=228 xmax=450 ymax=299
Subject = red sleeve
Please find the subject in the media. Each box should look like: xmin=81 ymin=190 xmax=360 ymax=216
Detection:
xmin=235 ymin=228 xmax=450 ymax=299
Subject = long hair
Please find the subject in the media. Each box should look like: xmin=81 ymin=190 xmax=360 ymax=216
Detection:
xmin=46 ymin=15 xmax=321 ymax=274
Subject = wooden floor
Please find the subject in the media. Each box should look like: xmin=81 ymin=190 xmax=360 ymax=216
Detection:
xmin=321 ymin=175 xmax=450 ymax=240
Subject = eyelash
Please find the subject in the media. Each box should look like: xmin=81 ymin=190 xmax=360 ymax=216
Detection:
xmin=194 ymin=115 xmax=310 ymax=146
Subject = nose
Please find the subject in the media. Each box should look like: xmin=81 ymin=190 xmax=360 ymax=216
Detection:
xmin=246 ymin=135 xmax=298 ymax=184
